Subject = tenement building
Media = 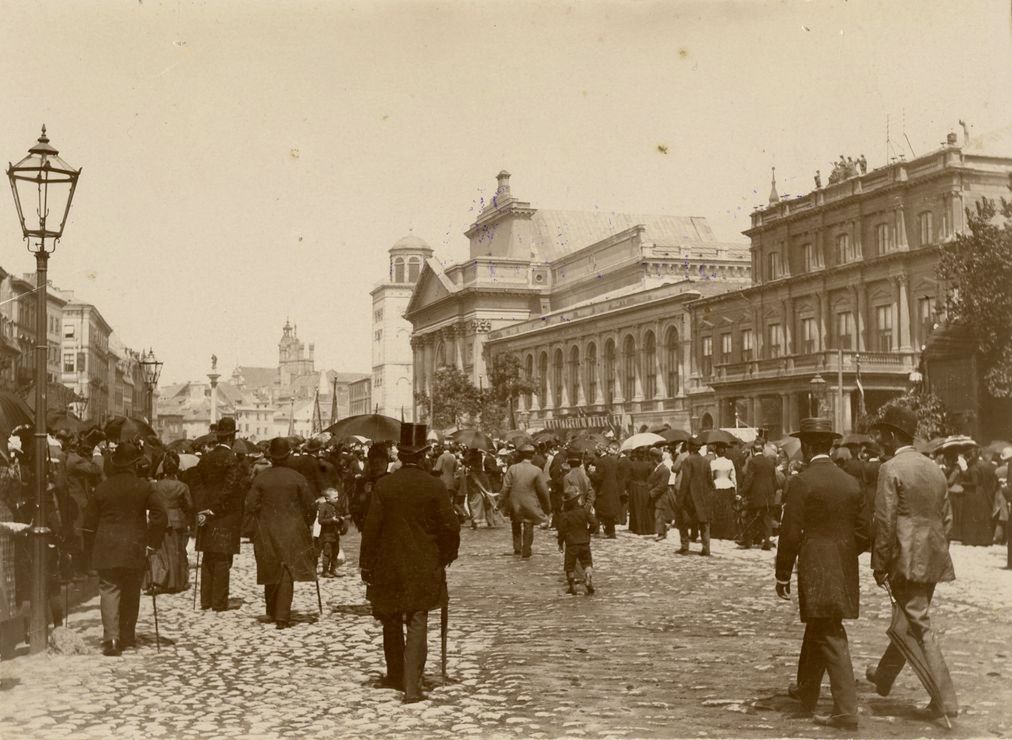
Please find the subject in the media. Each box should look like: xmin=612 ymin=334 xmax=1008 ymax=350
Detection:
xmin=687 ymin=132 xmax=1012 ymax=439
xmin=406 ymin=170 xmax=752 ymax=431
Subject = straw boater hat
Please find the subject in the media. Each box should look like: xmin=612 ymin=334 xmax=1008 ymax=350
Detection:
xmin=789 ymin=417 xmax=842 ymax=441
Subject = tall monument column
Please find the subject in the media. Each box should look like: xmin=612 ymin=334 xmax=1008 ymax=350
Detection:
xmin=208 ymin=354 xmax=220 ymax=426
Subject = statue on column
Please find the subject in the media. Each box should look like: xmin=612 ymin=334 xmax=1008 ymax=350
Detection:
xmin=211 ymin=354 xmax=218 ymax=371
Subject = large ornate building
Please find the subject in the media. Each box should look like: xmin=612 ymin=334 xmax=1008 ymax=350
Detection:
xmin=406 ymin=170 xmax=752 ymax=431
xmin=686 ymin=131 xmax=1012 ymax=439
xmin=370 ymin=234 xmax=432 ymax=417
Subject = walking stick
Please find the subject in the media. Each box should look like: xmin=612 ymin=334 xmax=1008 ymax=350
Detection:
xmin=440 ymin=602 xmax=449 ymax=685
xmin=193 ymin=548 xmax=201 ymax=610
xmin=147 ymin=556 xmax=161 ymax=652
xmin=315 ymin=577 xmax=323 ymax=616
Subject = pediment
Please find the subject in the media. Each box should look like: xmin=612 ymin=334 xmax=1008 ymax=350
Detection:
xmin=405 ymin=258 xmax=458 ymax=316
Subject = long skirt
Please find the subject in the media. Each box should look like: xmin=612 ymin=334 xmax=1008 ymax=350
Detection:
xmin=143 ymin=529 xmax=190 ymax=594
xmin=961 ymin=487 xmax=993 ymax=546
xmin=710 ymin=488 xmax=738 ymax=539
xmin=627 ymin=482 xmax=654 ymax=535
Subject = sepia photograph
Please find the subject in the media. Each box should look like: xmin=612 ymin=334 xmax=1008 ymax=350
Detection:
xmin=0 ymin=1 xmax=1010 ymax=737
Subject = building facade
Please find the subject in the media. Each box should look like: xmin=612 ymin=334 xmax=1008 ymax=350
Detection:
xmin=406 ymin=171 xmax=751 ymax=427
xmin=348 ymin=376 xmax=372 ymax=417
xmin=59 ymin=294 xmax=115 ymax=423
xmin=687 ymin=134 xmax=1012 ymax=439
xmin=370 ymin=234 xmax=432 ymax=417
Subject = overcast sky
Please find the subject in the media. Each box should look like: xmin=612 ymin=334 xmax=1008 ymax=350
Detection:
xmin=1 ymin=0 xmax=1009 ymax=386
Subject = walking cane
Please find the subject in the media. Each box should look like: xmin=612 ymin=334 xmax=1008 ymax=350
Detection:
xmin=192 ymin=525 xmax=202 ymax=611
xmin=147 ymin=555 xmax=161 ymax=652
xmin=440 ymin=602 xmax=449 ymax=685
xmin=315 ymin=577 xmax=323 ymax=616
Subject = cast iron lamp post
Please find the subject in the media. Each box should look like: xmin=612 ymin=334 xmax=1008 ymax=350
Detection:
xmin=809 ymin=373 xmax=828 ymax=418
xmin=139 ymin=348 xmax=163 ymax=423
xmin=7 ymin=126 xmax=81 ymax=653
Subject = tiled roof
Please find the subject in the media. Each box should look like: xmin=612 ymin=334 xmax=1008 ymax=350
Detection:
xmin=233 ymin=366 xmax=279 ymax=389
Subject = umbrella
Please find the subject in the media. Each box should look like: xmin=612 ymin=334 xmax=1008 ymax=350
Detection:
xmin=177 ymin=453 xmax=200 ymax=471
xmin=192 ymin=433 xmax=217 ymax=449
xmin=841 ymin=432 xmax=873 ymax=447
xmin=620 ymin=432 xmax=665 ymax=452
xmin=916 ymin=437 xmax=948 ymax=455
xmin=231 ymin=439 xmax=255 ymax=455
xmin=426 ymin=429 xmax=443 ymax=443
xmin=324 ymin=414 xmax=401 ymax=442
xmin=532 ymin=430 xmax=560 ymax=445
xmin=704 ymin=429 xmax=738 ymax=446
xmin=502 ymin=430 xmax=533 ymax=447
xmin=340 ymin=434 xmax=370 ymax=446
xmin=450 ymin=429 xmax=494 ymax=452
xmin=166 ymin=439 xmax=194 ymax=454
xmin=568 ymin=435 xmax=604 ymax=453
xmin=0 ymin=391 xmax=33 ymax=436
xmin=940 ymin=435 xmax=976 ymax=451
xmin=47 ymin=410 xmax=84 ymax=435
xmin=776 ymin=436 xmax=803 ymax=463
xmin=985 ymin=440 xmax=1011 ymax=458
xmin=659 ymin=428 xmax=691 ymax=444
xmin=648 ymin=422 xmax=671 ymax=434
xmin=884 ymin=581 xmax=953 ymax=730
xmin=104 ymin=416 xmax=158 ymax=444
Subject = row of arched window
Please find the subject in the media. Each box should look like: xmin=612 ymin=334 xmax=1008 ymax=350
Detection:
xmin=518 ymin=326 xmax=681 ymax=410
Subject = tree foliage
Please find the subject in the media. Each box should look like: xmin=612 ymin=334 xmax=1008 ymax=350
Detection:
xmin=860 ymin=390 xmax=958 ymax=441
xmin=414 ymin=365 xmax=480 ymax=430
xmin=937 ymin=197 xmax=1012 ymax=396
xmin=483 ymin=353 xmax=536 ymax=431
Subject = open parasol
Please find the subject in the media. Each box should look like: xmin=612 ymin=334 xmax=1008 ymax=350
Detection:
xmin=0 ymin=391 xmax=33 ymax=437
xmin=568 ymin=434 xmax=605 ymax=453
xmin=450 ymin=429 xmax=494 ymax=452
xmin=620 ymin=432 xmax=665 ymax=452
xmin=703 ymin=429 xmax=738 ymax=446
xmin=659 ymin=427 xmax=692 ymax=444
xmin=104 ymin=416 xmax=159 ymax=444
xmin=501 ymin=430 xmax=533 ymax=447
xmin=166 ymin=439 xmax=195 ymax=454
xmin=325 ymin=414 xmax=401 ymax=442
xmin=776 ymin=435 xmax=803 ymax=463
xmin=532 ymin=430 xmax=560 ymax=445
xmin=47 ymin=410 xmax=84 ymax=435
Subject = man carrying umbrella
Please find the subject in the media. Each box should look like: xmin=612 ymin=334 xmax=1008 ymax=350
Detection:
xmin=774 ymin=418 xmax=868 ymax=730
xmin=866 ymin=407 xmax=958 ymax=722
xmin=360 ymin=424 xmax=460 ymax=703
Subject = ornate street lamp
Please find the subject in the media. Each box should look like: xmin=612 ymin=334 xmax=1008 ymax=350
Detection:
xmin=809 ymin=373 xmax=828 ymax=417
xmin=139 ymin=348 xmax=163 ymax=423
xmin=7 ymin=126 xmax=81 ymax=653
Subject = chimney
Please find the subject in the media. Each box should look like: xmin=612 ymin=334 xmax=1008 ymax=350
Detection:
xmin=496 ymin=170 xmax=512 ymax=198
xmin=946 ymin=132 xmax=958 ymax=146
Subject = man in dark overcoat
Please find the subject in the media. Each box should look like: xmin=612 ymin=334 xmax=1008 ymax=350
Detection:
xmin=82 ymin=443 xmax=167 ymax=656
xmin=740 ymin=445 xmax=778 ymax=550
xmin=195 ymin=417 xmax=244 ymax=611
xmin=676 ymin=436 xmax=714 ymax=556
xmin=588 ymin=447 xmax=622 ymax=538
xmin=775 ymin=418 xmax=869 ymax=730
xmin=647 ymin=448 xmax=675 ymax=540
xmin=360 ymin=424 xmax=460 ymax=704
xmin=246 ymin=438 xmax=317 ymax=629
xmin=866 ymin=406 xmax=958 ymax=720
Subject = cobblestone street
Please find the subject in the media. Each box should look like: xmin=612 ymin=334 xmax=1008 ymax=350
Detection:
xmin=1 ymin=526 xmax=1010 ymax=739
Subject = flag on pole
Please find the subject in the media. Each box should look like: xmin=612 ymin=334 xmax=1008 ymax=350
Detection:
xmin=855 ymin=354 xmax=867 ymax=418
xmin=329 ymin=376 xmax=339 ymax=427
xmin=311 ymin=390 xmax=323 ymax=435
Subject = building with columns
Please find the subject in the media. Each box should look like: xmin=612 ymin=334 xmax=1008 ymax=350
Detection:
xmin=687 ymin=132 xmax=1012 ymax=439
xmin=370 ymin=234 xmax=432 ymax=417
xmin=406 ymin=170 xmax=752 ymax=429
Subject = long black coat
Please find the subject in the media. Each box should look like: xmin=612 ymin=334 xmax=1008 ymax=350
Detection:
xmin=195 ymin=445 xmax=244 ymax=555
xmin=246 ymin=464 xmax=318 ymax=584
xmin=776 ymin=457 xmax=869 ymax=622
xmin=677 ymin=452 xmax=714 ymax=524
xmin=83 ymin=471 xmax=167 ymax=571
xmin=588 ymin=454 xmax=622 ymax=521
xmin=360 ymin=465 xmax=460 ymax=615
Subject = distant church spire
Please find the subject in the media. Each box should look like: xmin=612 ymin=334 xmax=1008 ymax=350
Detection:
xmin=768 ymin=166 xmax=780 ymax=205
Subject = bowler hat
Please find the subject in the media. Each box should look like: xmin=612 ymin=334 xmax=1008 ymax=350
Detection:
xmin=111 ymin=442 xmax=143 ymax=470
xmin=305 ymin=437 xmax=325 ymax=453
xmin=563 ymin=486 xmax=582 ymax=502
xmin=399 ymin=423 xmax=430 ymax=455
xmin=517 ymin=443 xmax=536 ymax=454
xmin=687 ymin=435 xmax=705 ymax=448
xmin=268 ymin=437 xmax=292 ymax=462
xmin=790 ymin=417 xmax=842 ymax=440
xmin=217 ymin=417 xmax=237 ymax=438
xmin=869 ymin=406 xmax=917 ymax=441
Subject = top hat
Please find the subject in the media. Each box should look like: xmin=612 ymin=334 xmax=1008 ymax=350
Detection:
xmin=399 ymin=423 xmax=430 ymax=455
xmin=268 ymin=437 xmax=292 ymax=462
xmin=869 ymin=406 xmax=917 ymax=441
xmin=111 ymin=442 xmax=143 ymax=470
xmin=790 ymin=417 xmax=842 ymax=440
xmin=217 ymin=417 xmax=237 ymax=438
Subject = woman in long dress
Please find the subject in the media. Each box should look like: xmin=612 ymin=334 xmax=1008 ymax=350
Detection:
xmin=709 ymin=445 xmax=738 ymax=540
xmin=461 ymin=449 xmax=503 ymax=529
xmin=145 ymin=452 xmax=193 ymax=595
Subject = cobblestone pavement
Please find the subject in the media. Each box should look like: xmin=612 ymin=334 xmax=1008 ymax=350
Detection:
xmin=1 ymin=525 xmax=1010 ymax=739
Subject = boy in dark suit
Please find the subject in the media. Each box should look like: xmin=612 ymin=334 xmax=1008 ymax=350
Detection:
xmin=556 ymin=479 xmax=599 ymax=595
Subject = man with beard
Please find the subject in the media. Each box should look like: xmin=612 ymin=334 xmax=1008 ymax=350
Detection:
xmin=360 ymin=424 xmax=460 ymax=703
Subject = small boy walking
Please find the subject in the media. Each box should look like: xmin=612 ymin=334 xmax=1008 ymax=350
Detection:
xmin=556 ymin=476 xmax=599 ymax=596
xmin=317 ymin=488 xmax=345 ymax=577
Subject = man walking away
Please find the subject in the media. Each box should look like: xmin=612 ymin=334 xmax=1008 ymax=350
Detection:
xmin=360 ymin=424 xmax=460 ymax=704
xmin=867 ymin=406 xmax=958 ymax=722
xmin=775 ymin=418 xmax=869 ymax=731
xmin=83 ymin=443 xmax=167 ymax=656
xmin=676 ymin=436 xmax=714 ymax=556
xmin=500 ymin=444 xmax=550 ymax=559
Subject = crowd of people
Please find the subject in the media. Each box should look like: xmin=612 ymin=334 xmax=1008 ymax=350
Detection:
xmin=0 ymin=408 xmax=1009 ymax=715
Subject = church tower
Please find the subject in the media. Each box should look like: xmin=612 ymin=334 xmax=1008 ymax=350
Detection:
xmin=371 ymin=234 xmax=433 ymax=417
xmin=278 ymin=319 xmax=314 ymax=390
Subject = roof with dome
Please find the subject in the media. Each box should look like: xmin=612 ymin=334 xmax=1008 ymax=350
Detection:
xmin=389 ymin=233 xmax=434 ymax=254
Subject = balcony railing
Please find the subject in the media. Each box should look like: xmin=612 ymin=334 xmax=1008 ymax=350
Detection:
xmin=707 ymin=348 xmax=917 ymax=385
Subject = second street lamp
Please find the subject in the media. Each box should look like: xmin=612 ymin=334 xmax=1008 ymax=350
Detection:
xmin=140 ymin=348 xmax=163 ymax=423
xmin=809 ymin=373 xmax=828 ymax=418
xmin=6 ymin=125 xmax=81 ymax=653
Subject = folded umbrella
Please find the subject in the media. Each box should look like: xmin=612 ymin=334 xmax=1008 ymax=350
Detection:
xmin=325 ymin=414 xmax=401 ymax=442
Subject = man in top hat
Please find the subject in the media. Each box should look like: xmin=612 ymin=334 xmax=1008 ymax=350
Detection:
xmin=775 ymin=418 xmax=869 ymax=730
xmin=676 ymin=435 xmax=715 ymax=555
xmin=245 ymin=437 xmax=317 ymax=629
xmin=866 ymin=406 xmax=958 ymax=721
xmin=360 ymin=423 xmax=460 ymax=703
xmin=82 ymin=442 xmax=167 ymax=656
xmin=195 ymin=416 xmax=244 ymax=611
xmin=500 ymin=443 xmax=551 ymax=558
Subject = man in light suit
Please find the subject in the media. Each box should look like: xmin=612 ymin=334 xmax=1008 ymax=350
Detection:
xmin=867 ymin=406 xmax=958 ymax=721
xmin=500 ymin=444 xmax=550 ymax=559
